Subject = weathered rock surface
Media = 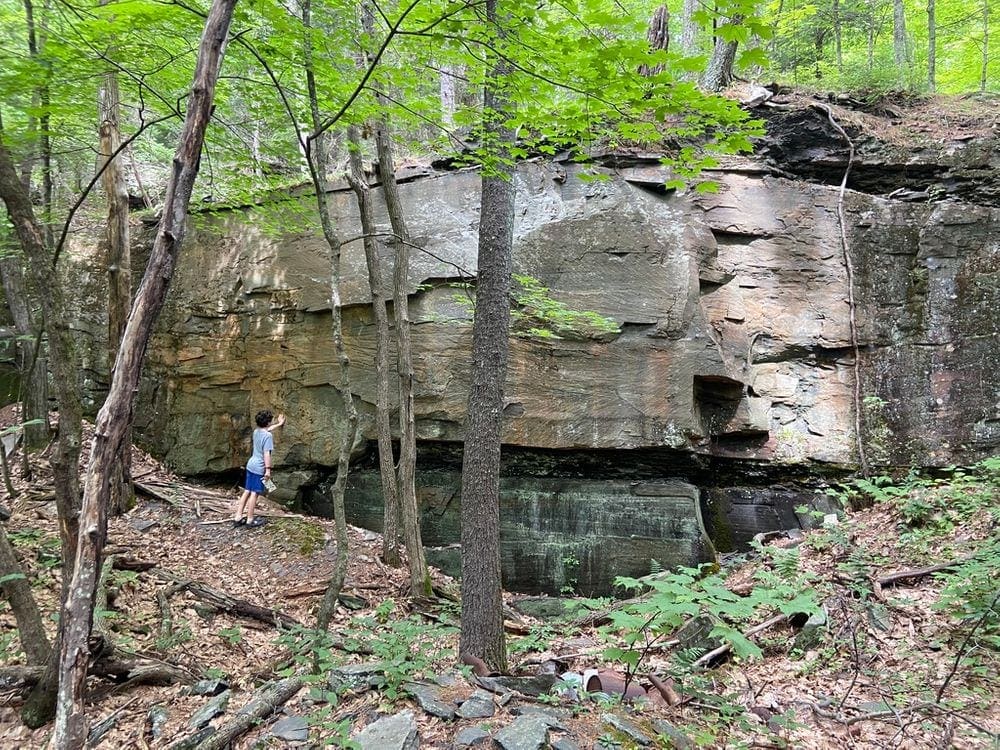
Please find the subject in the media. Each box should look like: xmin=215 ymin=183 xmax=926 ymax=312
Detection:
xmin=336 ymin=471 xmax=711 ymax=594
xmin=353 ymin=710 xmax=419 ymax=750
xmin=122 ymin=156 xmax=997 ymax=472
xmin=53 ymin=116 xmax=999 ymax=591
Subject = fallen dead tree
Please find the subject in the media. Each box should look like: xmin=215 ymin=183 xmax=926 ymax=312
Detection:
xmin=113 ymin=560 xmax=301 ymax=629
xmin=0 ymin=653 xmax=193 ymax=695
xmin=168 ymin=676 xmax=304 ymax=750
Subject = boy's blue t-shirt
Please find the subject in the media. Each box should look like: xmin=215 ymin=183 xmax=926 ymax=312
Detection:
xmin=246 ymin=428 xmax=274 ymax=475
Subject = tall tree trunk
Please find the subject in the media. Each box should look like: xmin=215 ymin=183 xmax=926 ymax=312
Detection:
xmin=22 ymin=0 xmax=54 ymax=248
xmin=356 ymin=4 xmax=401 ymax=568
xmin=0 ymin=117 xmax=83 ymax=732
xmin=893 ymin=0 xmax=908 ymax=87
xmin=440 ymin=64 xmax=458 ymax=130
xmin=981 ymin=0 xmax=989 ymax=92
xmin=303 ymin=0 xmax=357 ymax=632
xmin=97 ymin=11 xmax=134 ymax=517
xmin=459 ymin=0 xmax=512 ymax=673
xmin=833 ymin=0 xmax=843 ymax=72
xmin=0 ymin=523 xmax=50 ymax=665
xmin=373 ymin=118 xmax=431 ymax=598
xmin=345 ymin=124 xmax=401 ymax=568
xmin=927 ymin=0 xmax=936 ymax=92
xmin=0 ymin=257 xmax=49 ymax=451
xmin=680 ymin=0 xmax=699 ymax=57
xmin=50 ymin=1 xmax=238 ymax=745
xmin=702 ymin=20 xmax=740 ymax=91
xmin=867 ymin=0 xmax=876 ymax=71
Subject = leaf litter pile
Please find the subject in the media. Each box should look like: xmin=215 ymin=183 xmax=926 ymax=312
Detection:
xmin=0 ymin=413 xmax=997 ymax=748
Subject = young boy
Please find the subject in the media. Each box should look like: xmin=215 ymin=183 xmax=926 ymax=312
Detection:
xmin=232 ymin=410 xmax=285 ymax=528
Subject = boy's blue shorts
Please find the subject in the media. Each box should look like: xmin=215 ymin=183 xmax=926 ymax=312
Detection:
xmin=244 ymin=470 xmax=265 ymax=494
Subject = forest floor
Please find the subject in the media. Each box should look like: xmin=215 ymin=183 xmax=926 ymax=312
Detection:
xmin=0 ymin=413 xmax=998 ymax=749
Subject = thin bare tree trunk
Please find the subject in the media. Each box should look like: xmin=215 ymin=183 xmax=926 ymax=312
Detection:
xmin=893 ymin=0 xmax=908 ymax=86
xmin=97 ymin=12 xmax=134 ymax=517
xmin=355 ymin=5 xmax=401 ymax=568
xmin=345 ymin=124 xmax=401 ymax=567
xmin=459 ymin=0 xmax=512 ymax=673
xmin=440 ymin=64 xmax=458 ymax=129
xmin=0 ymin=523 xmax=50 ymax=664
xmin=50 ymin=1 xmax=238 ymax=745
xmin=833 ymin=0 xmax=843 ymax=71
xmin=0 ymin=115 xmax=83 ymax=732
xmin=927 ymin=0 xmax=936 ymax=92
xmin=373 ymin=118 xmax=431 ymax=598
xmin=302 ymin=0 xmax=357 ymax=631
xmin=981 ymin=0 xmax=989 ymax=92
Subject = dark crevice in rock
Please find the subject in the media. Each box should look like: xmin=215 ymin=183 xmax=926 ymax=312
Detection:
xmin=751 ymin=343 xmax=859 ymax=364
xmin=755 ymin=106 xmax=1000 ymax=206
xmin=628 ymin=180 xmax=676 ymax=198
xmin=711 ymin=228 xmax=771 ymax=244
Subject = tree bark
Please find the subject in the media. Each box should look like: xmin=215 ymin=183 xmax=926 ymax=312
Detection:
xmin=345 ymin=124 xmax=402 ymax=569
xmin=701 ymin=17 xmax=741 ymax=91
xmin=440 ymin=64 xmax=458 ymax=129
xmin=195 ymin=677 xmax=304 ymax=750
xmin=0 ymin=112 xmax=83 ymax=731
xmin=50 ymin=1 xmax=238 ymax=745
xmin=353 ymin=8 xmax=402 ymax=569
xmin=680 ymin=0 xmax=699 ymax=57
xmin=981 ymin=0 xmax=989 ymax=92
xmin=302 ymin=0 xmax=357 ymax=632
xmin=893 ymin=0 xmax=908 ymax=87
xmin=373 ymin=117 xmax=431 ymax=598
xmin=0 ymin=256 xmax=49 ymax=450
xmin=459 ymin=0 xmax=513 ymax=673
xmin=638 ymin=6 xmax=669 ymax=77
xmin=97 ymin=17 xmax=134 ymax=517
xmin=927 ymin=0 xmax=936 ymax=92
xmin=833 ymin=0 xmax=843 ymax=71
xmin=0 ymin=523 xmax=50 ymax=664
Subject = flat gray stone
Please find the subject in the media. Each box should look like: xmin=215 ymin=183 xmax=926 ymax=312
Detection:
xmin=793 ymin=610 xmax=828 ymax=653
xmin=271 ymin=715 xmax=309 ymax=742
xmin=453 ymin=726 xmax=492 ymax=747
xmin=603 ymin=713 xmax=653 ymax=746
xmin=187 ymin=690 xmax=229 ymax=729
xmin=148 ymin=705 xmax=169 ymax=739
xmin=494 ymin=715 xmax=550 ymax=750
xmin=650 ymin=720 xmax=693 ymax=749
xmin=434 ymin=670 xmax=465 ymax=688
xmin=329 ymin=661 xmax=389 ymax=691
xmin=130 ymin=517 xmax=159 ymax=533
xmin=479 ymin=674 xmax=559 ymax=698
xmin=552 ymin=739 xmax=581 ymax=750
xmin=186 ymin=678 xmax=228 ymax=696
xmin=456 ymin=690 xmax=495 ymax=719
xmin=354 ymin=710 xmax=419 ymax=750
xmin=511 ymin=704 xmax=573 ymax=724
xmin=405 ymin=681 xmax=456 ymax=720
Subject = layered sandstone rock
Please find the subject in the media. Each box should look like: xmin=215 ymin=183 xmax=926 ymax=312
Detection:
xmin=131 ymin=160 xmax=998 ymax=475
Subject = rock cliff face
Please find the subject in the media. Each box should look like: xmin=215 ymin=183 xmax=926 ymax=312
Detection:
xmin=82 ymin=104 xmax=998 ymax=593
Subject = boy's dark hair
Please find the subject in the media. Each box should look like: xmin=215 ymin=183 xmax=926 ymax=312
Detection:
xmin=254 ymin=410 xmax=273 ymax=428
